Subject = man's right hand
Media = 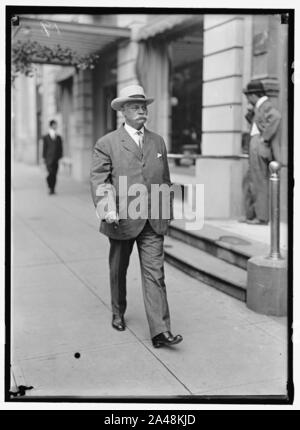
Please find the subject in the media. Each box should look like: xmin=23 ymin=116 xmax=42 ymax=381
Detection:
xmin=105 ymin=211 xmax=119 ymax=224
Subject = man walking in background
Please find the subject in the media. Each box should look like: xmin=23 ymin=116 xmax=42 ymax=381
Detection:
xmin=90 ymin=85 xmax=182 ymax=349
xmin=43 ymin=119 xmax=63 ymax=195
xmin=242 ymin=79 xmax=281 ymax=225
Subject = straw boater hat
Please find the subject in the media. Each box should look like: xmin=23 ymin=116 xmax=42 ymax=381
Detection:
xmin=111 ymin=85 xmax=154 ymax=111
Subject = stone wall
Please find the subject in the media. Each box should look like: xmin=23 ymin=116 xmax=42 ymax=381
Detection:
xmin=196 ymin=15 xmax=250 ymax=218
xmin=116 ymin=15 xmax=147 ymax=127
xmin=72 ymin=69 xmax=94 ymax=181
xmin=12 ymin=74 xmax=37 ymax=164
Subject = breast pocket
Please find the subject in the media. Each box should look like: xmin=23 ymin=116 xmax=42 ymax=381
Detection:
xmin=147 ymin=154 xmax=164 ymax=181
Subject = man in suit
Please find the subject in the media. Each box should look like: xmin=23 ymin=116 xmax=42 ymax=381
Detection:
xmin=42 ymin=120 xmax=63 ymax=195
xmin=90 ymin=85 xmax=182 ymax=348
xmin=242 ymin=79 xmax=281 ymax=224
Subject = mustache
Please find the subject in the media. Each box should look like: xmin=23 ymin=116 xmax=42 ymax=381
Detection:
xmin=134 ymin=115 xmax=147 ymax=119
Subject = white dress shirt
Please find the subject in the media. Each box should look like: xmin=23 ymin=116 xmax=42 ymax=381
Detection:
xmin=96 ymin=123 xmax=145 ymax=221
xmin=250 ymin=96 xmax=268 ymax=136
xmin=124 ymin=123 xmax=144 ymax=147
xmin=48 ymin=128 xmax=57 ymax=139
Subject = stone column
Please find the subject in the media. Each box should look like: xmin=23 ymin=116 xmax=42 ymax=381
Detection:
xmin=252 ymin=15 xmax=281 ymax=101
xmin=116 ymin=15 xmax=147 ymax=128
xmin=196 ymin=15 xmax=247 ymax=218
xmin=72 ymin=69 xmax=94 ymax=181
xmin=41 ymin=65 xmax=58 ymax=135
xmin=39 ymin=65 xmax=63 ymax=166
xmin=251 ymin=14 xmax=288 ymax=223
xmin=12 ymin=74 xmax=37 ymax=164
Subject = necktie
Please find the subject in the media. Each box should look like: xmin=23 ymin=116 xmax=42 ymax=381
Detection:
xmin=136 ymin=130 xmax=143 ymax=150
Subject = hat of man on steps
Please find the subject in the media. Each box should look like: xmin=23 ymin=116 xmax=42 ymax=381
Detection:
xmin=111 ymin=85 xmax=154 ymax=111
xmin=243 ymin=79 xmax=265 ymax=95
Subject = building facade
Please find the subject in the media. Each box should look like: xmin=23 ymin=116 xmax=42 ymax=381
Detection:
xmin=12 ymin=13 xmax=289 ymax=220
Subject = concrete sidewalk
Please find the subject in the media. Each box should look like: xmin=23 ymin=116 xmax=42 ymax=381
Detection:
xmin=11 ymin=163 xmax=288 ymax=398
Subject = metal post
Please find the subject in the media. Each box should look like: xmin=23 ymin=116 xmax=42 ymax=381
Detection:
xmin=247 ymin=160 xmax=287 ymax=316
xmin=269 ymin=161 xmax=282 ymax=259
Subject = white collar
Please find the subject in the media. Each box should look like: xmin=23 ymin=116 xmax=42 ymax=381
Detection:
xmin=48 ymin=128 xmax=56 ymax=138
xmin=124 ymin=123 xmax=144 ymax=138
xmin=255 ymin=96 xmax=268 ymax=109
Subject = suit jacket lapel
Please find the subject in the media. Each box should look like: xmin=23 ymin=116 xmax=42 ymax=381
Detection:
xmin=119 ymin=125 xmax=143 ymax=160
xmin=48 ymin=133 xmax=57 ymax=142
xmin=255 ymin=99 xmax=268 ymax=119
xmin=142 ymin=128 xmax=154 ymax=161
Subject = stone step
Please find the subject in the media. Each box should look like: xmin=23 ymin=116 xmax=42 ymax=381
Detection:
xmin=168 ymin=219 xmax=271 ymax=270
xmin=164 ymin=235 xmax=247 ymax=302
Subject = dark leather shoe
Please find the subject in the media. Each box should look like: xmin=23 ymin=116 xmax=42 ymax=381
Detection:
xmin=112 ymin=315 xmax=125 ymax=331
xmin=152 ymin=331 xmax=183 ymax=348
xmin=246 ymin=218 xmax=268 ymax=225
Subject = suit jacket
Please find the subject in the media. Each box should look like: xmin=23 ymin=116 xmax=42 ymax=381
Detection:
xmin=246 ymin=99 xmax=281 ymax=162
xmin=90 ymin=124 xmax=173 ymax=240
xmin=43 ymin=134 xmax=63 ymax=165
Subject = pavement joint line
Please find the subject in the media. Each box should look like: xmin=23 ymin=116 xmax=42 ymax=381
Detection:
xmin=45 ymin=198 xmax=98 ymax=232
xmin=13 ymin=256 xmax=109 ymax=269
xmin=66 ymin=261 xmax=193 ymax=395
xmin=63 ymin=256 xmax=108 ymax=264
xmin=13 ymin=215 xmax=110 ymax=309
xmin=13 ymin=261 xmax=63 ymax=269
xmin=64 ymin=257 xmax=193 ymax=389
xmin=15 ymin=182 xmax=98 ymax=231
xmin=12 ymin=340 xmax=141 ymax=363
xmin=193 ymin=377 xmax=286 ymax=395
xmin=233 ymin=318 xmax=286 ymax=327
xmin=14 ymin=210 xmax=152 ymax=351
xmin=12 ymin=217 xmax=65 ymax=261
xmin=64 ymin=261 xmax=113 ymax=309
xmin=248 ymin=323 xmax=287 ymax=343
xmin=124 ymin=330 xmax=193 ymax=396
xmin=10 ymin=368 xmax=18 ymax=389
xmin=15 ymin=207 xmax=97 ymax=233
xmin=10 ymin=362 xmax=28 ymax=390
xmin=14 ymin=213 xmax=107 ymax=275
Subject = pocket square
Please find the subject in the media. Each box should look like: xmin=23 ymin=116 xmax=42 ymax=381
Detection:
xmin=157 ymin=153 xmax=162 ymax=158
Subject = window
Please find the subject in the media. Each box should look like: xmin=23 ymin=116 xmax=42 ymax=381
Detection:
xmin=104 ymin=84 xmax=117 ymax=133
xmin=55 ymin=83 xmax=62 ymax=113
xmin=169 ymin=26 xmax=203 ymax=160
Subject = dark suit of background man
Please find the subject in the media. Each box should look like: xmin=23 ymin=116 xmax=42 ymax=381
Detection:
xmin=242 ymin=80 xmax=281 ymax=225
xmin=43 ymin=120 xmax=63 ymax=195
xmin=90 ymin=85 xmax=183 ymax=348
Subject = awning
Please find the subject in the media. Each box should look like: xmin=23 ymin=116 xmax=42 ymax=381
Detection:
xmin=135 ymin=14 xmax=203 ymax=41
xmin=12 ymin=16 xmax=131 ymax=65
xmin=55 ymin=66 xmax=76 ymax=82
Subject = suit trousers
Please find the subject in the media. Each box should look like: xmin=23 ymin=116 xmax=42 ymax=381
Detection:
xmin=108 ymin=220 xmax=171 ymax=338
xmin=46 ymin=162 xmax=59 ymax=191
xmin=247 ymin=135 xmax=270 ymax=222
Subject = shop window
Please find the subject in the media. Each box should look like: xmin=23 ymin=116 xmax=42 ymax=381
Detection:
xmin=58 ymin=77 xmax=74 ymax=157
xmin=93 ymin=52 xmax=117 ymax=140
xmin=55 ymin=83 xmax=62 ymax=113
xmin=169 ymin=26 xmax=203 ymax=161
xmin=104 ymin=84 xmax=117 ymax=133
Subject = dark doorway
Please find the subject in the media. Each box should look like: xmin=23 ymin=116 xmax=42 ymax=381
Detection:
xmin=93 ymin=52 xmax=117 ymax=141
xmin=36 ymin=84 xmax=42 ymax=164
xmin=169 ymin=25 xmax=203 ymax=161
xmin=58 ymin=77 xmax=74 ymax=157
xmin=103 ymin=84 xmax=117 ymax=134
